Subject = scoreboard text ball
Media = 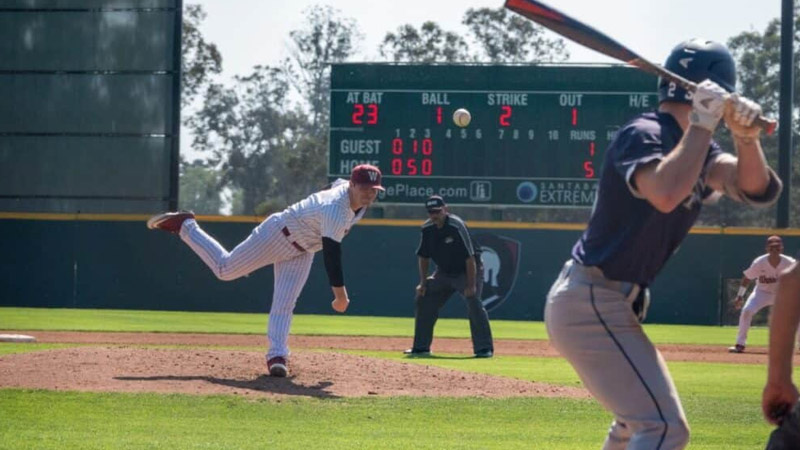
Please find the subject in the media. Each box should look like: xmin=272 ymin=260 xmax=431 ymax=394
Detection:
xmin=329 ymin=64 xmax=657 ymax=208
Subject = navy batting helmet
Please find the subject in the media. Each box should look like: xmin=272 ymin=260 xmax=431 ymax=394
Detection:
xmin=658 ymin=39 xmax=736 ymax=104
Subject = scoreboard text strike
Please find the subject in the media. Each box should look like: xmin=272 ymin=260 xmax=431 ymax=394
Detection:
xmin=329 ymin=64 xmax=657 ymax=208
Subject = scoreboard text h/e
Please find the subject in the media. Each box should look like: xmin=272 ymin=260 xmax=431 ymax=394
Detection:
xmin=329 ymin=64 xmax=657 ymax=208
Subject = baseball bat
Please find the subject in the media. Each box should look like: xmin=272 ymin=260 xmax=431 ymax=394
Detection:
xmin=504 ymin=0 xmax=777 ymax=135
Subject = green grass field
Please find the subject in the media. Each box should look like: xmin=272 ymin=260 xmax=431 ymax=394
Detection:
xmin=0 ymin=306 xmax=769 ymax=345
xmin=0 ymin=307 xmax=785 ymax=449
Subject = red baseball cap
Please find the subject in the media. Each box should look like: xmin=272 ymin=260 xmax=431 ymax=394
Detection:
xmin=350 ymin=164 xmax=385 ymax=191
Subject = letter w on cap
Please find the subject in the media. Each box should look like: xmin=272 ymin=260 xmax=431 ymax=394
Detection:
xmin=367 ymin=171 xmax=378 ymax=181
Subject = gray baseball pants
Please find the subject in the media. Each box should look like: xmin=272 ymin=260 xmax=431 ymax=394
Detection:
xmin=412 ymin=271 xmax=494 ymax=353
xmin=545 ymin=260 xmax=689 ymax=450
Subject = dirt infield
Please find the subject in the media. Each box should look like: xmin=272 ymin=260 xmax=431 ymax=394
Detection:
xmin=11 ymin=330 xmax=777 ymax=364
xmin=0 ymin=331 xmax=785 ymax=399
xmin=0 ymin=346 xmax=587 ymax=399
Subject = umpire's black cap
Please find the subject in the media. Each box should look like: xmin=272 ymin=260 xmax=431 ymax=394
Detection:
xmin=425 ymin=195 xmax=446 ymax=212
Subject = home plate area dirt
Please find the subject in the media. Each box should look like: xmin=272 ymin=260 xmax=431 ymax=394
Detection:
xmin=0 ymin=331 xmax=780 ymax=399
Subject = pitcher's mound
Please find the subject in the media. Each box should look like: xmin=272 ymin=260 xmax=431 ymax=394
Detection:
xmin=0 ymin=347 xmax=587 ymax=399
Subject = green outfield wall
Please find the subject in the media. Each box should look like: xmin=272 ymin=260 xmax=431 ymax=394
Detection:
xmin=2 ymin=214 xmax=797 ymax=325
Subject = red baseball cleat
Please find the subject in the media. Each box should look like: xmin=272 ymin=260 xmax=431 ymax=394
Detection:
xmin=146 ymin=211 xmax=195 ymax=234
xmin=267 ymin=356 xmax=288 ymax=377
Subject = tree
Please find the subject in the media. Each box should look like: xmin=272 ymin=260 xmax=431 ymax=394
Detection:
xmin=379 ymin=22 xmax=471 ymax=63
xmin=279 ymin=133 xmax=330 ymax=204
xmin=462 ymin=8 xmax=569 ymax=63
xmin=279 ymin=5 xmax=363 ymax=203
xmin=287 ymin=5 xmax=363 ymax=135
xmin=179 ymin=158 xmax=223 ymax=214
xmin=379 ymin=9 xmax=568 ymax=64
xmin=190 ymin=65 xmax=303 ymax=214
xmin=181 ymin=4 xmax=223 ymax=109
xmin=719 ymin=12 xmax=800 ymax=227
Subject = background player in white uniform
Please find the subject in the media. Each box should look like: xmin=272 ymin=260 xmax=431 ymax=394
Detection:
xmin=729 ymin=235 xmax=797 ymax=353
xmin=546 ymin=39 xmax=781 ymax=449
xmin=147 ymin=164 xmax=384 ymax=377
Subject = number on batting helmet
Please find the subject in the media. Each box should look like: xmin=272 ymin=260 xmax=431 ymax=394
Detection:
xmin=658 ymin=38 xmax=737 ymax=104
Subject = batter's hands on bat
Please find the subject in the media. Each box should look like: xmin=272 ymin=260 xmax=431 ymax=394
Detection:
xmin=763 ymin=380 xmax=799 ymax=425
xmin=689 ymin=79 xmax=729 ymax=132
xmin=724 ymin=93 xmax=763 ymax=140
xmin=331 ymin=296 xmax=349 ymax=313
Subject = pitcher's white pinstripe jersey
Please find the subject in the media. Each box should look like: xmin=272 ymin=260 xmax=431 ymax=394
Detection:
xmin=156 ymin=163 xmax=385 ymax=374
xmin=280 ymin=178 xmax=366 ymax=253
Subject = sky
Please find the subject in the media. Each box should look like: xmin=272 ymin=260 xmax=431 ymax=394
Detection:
xmin=193 ymin=0 xmax=784 ymax=82
xmin=182 ymin=0 xmax=785 ymax=163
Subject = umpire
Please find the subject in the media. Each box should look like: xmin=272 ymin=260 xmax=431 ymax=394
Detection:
xmin=404 ymin=195 xmax=494 ymax=358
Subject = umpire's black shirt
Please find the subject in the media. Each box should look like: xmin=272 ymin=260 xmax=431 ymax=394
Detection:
xmin=416 ymin=214 xmax=478 ymax=275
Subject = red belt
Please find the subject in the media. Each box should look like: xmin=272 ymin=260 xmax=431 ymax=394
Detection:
xmin=281 ymin=226 xmax=306 ymax=252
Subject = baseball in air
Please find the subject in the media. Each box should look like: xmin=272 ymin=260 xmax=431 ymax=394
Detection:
xmin=453 ymin=108 xmax=471 ymax=127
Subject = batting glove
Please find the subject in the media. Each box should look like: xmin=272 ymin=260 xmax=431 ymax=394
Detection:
xmin=724 ymin=93 xmax=763 ymax=140
xmin=690 ymin=79 xmax=729 ymax=132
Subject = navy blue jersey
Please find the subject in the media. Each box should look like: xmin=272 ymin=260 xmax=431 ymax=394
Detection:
xmin=416 ymin=214 xmax=478 ymax=275
xmin=572 ymin=111 xmax=722 ymax=285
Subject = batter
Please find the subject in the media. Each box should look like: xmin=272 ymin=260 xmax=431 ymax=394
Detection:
xmin=545 ymin=39 xmax=781 ymax=449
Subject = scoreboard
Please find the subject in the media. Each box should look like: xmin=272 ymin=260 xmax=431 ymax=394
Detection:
xmin=329 ymin=64 xmax=657 ymax=208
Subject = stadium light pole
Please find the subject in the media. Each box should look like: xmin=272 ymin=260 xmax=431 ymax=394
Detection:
xmin=777 ymin=0 xmax=794 ymax=228
xmin=169 ymin=0 xmax=183 ymax=211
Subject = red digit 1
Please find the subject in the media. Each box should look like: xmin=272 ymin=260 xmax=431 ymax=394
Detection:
xmin=366 ymin=104 xmax=378 ymax=124
xmin=352 ymin=104 xmax=364 ymax=124
xmin=436 ymin=106 xmax=442 ymax=124
xmin=500 ymin=105 xmax=511 ymax=127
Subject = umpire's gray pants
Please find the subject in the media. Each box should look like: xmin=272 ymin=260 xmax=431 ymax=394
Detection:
xmin=413 ymin=271 xmax=493 ymax=353
xmin=545 ymin=260 xmax=689 ymax=450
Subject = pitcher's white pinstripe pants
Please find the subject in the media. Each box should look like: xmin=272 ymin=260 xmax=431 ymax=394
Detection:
xmin=179 ymin=214 xmax=314 ymax=360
